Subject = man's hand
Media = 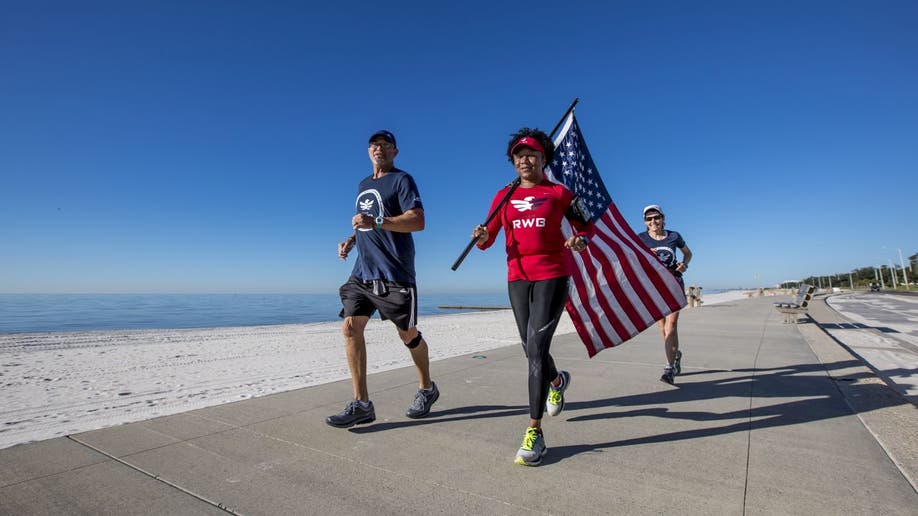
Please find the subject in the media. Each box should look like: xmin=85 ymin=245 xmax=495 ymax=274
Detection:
xmin=338 ymin=236 xmax=356 ymax=260
xmin=352 ymin=213 xmax=374 ymax=231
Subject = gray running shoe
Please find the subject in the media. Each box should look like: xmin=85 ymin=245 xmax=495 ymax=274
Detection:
xmin=406 ymin=381 xmax=439 ymax=419
xmin=514 ymin=427 xmax=548 ymax=466
xmin=674 ymin=350 xmax=683 ymax=375
xmin=546 ymin=370 xmax=571 ymax=416
xmin=660 ymin=367 xmax=675 ymax=385
xmin=326 ymin=400 xmax=375 ymax=428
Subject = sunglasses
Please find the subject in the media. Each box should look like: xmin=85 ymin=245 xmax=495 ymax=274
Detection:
xmin=644 ymin=215 xmax=662 ymax=222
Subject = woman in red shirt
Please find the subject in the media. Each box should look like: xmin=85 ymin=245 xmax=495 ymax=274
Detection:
xmin=472 ymin=128 xmax=592 ymax=466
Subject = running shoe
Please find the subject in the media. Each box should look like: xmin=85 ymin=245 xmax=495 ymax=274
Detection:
xmin=406 ymin=381 xmax=439 ymax=419
xmin=326 ymin=400 xmax=375 ymax=428
xmin=660 ymin=367 xmax=675 ymax=385
xmin=674 ymin=350 xmax=683 ymax=375
xmin=514 ymin=427 xmax=548 ymax=466
xmin=546 ymin=370 xmax=571 ymax=417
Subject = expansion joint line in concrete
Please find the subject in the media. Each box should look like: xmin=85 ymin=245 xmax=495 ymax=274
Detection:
xmin=741 ymin=313 xmax=772 ymax=515
xmin=67 ymin=435 xmax=241 ymax=515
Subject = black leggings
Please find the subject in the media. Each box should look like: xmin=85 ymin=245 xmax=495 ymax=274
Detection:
xmin=508 ymin=276 xmax=570 ymax=420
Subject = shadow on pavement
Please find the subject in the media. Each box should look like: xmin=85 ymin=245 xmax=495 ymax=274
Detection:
xmin=819 ymin=322 xmax=901 ymax=334
xmin=349 ymin=403 xmax=528 ymax=433
xmin=349 ymin=359 xmax=911 ymax=465
xmin=543 ymin=360 xmax=908 ymax=464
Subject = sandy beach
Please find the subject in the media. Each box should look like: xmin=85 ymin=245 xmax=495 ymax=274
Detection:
xmin=0 ymin=290 xmax=750 ymax=450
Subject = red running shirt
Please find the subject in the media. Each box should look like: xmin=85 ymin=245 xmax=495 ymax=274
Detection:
xmin=477 ymin=180 xmax=590 ymax=282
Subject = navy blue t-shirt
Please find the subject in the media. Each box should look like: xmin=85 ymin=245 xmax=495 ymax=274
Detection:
xmin=638 ymin=230 xmax=686 ymax=275
xmin=351 ymin=168 xmax=424 ymax=284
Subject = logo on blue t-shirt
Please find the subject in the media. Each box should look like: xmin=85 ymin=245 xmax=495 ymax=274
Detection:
xmin=651 ymin=246 xmax=677 ymax=268
xmin=356 ymin=189 xmax=384 ymax=232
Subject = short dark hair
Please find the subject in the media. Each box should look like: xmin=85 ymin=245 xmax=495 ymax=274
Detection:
xmin=506 ymin=127 xmax=554 ymax=164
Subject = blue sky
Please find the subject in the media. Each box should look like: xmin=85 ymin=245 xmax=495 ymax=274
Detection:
xmin=2 ymin=1 xmax=916 ymax=294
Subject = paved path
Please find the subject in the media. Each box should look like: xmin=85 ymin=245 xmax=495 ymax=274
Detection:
xmin=2 ymin=296 xmax=916 ymax=515
xmin=822 ymin=291 xmax=918 ymax=404
xmin=825 ymin=291 xmax=918 ymax=345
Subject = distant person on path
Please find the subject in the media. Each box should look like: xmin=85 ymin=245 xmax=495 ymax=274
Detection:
xmin=638 ymin=204 xmax=693 ymax=385
xmin=328 ymin=130 xmax=439 ymax=428
xmin=471 ymin=128 xmax=592 ymax=466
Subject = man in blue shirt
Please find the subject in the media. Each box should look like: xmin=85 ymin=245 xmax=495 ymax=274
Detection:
xmin=327 ymin=130 xmax=439 ymax=428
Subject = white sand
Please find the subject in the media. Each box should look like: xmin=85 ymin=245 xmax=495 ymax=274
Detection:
xmin=0 ymin=310 xmax=543 ymax=449
xmin=697 ymin=289 xmax=757 ymax=305
xmin=0 ymin=290 xmax=747 ymax=450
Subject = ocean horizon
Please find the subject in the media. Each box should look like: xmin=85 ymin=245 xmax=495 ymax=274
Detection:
xmin=0 ymin=290 xmax=730 ymax=334
xmin=0 ymin=293 xmax=511 ymax=334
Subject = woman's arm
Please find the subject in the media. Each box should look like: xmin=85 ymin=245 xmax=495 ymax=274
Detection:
xmin=675 ymin=245 xmax=693 ymax=273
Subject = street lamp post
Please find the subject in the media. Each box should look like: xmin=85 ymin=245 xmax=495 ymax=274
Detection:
xmin=888 ymin=260 xmax=898 ymax=289
xmin=899 ymin=248 xmax=911 ymax=289
xmin=878 ymin=265 xmax=886 ymax=289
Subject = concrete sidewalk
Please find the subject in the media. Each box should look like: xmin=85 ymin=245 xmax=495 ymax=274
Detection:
xmin=2 ymin=296 xmax=917 ymax=515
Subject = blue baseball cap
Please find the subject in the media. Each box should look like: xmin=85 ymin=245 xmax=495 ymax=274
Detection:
xmin=369 ymin=130 xmax=397 ymax=148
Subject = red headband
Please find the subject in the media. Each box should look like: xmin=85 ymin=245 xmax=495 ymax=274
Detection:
xmin=509 ymin=136 xmax=545 ymax=157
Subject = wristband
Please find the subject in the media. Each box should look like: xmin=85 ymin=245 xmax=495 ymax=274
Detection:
xmin=375 ymin=215 xmax=384 ymax=229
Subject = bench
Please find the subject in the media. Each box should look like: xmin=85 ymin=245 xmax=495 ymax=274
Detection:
xmin=774 ymin=284 xmax=815 ymax=323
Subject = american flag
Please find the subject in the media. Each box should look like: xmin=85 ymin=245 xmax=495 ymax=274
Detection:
xmin=546 ymin=112 xmax=687 ymax=356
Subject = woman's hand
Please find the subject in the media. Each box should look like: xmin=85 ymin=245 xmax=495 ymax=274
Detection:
xmin=471 ymin=225 xmax=489 ymax=244
xmin=674 ymin=262 xmax=688 ymax=273
xmin=565 ymin=235 xmax=589 ymax=253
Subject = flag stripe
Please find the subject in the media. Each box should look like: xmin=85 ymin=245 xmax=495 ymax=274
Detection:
xmin=574 ymin=222 xmax=644 ymax=335
xmin=606 ymin=204 xmax=685 ymax=313
xmin=591 ymin=213 xmax=659 ymax=326
xmin=602 ymin=209 xmax=677 ymax=318
xmin=568 ymin=213 xmax=662 ymax=355
xmin=566 ymin=223 xmax=632 ymax=344
xmin=560 ymin=222 xmax=625 ymax=353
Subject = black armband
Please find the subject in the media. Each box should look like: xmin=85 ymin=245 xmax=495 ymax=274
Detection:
xmin=565 ymin=196 xmax=591 ymax=225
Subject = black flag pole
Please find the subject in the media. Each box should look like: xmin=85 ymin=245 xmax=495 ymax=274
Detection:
xmin=548 ymin=97 xmax=579 ymax=141
xmin=449 ymin=176 xmax=520 ymax=271
xmin=450 ymin=97 xmax=580 ymax=271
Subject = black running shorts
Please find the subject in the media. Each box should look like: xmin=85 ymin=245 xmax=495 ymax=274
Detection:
xmin=338 ymin=277 xmax=418 ymax=331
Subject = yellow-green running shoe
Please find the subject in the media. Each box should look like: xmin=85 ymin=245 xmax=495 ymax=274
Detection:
xmin=546 ymin=370 xmax=571 ymax=416
xmin=514 ymin=427 xmax=547 ymax=466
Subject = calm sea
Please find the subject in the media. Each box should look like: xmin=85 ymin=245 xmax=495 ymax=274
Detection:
xmin=0 ymin=293 xmax=512 ymax=334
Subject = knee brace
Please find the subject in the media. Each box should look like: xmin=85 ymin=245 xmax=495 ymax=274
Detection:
xmin=405 ymin=331 xmax=423 ymax=349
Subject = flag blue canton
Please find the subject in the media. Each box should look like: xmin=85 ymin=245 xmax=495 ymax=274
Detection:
xmin=547 ymin=117 xmax=611 ymax=223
